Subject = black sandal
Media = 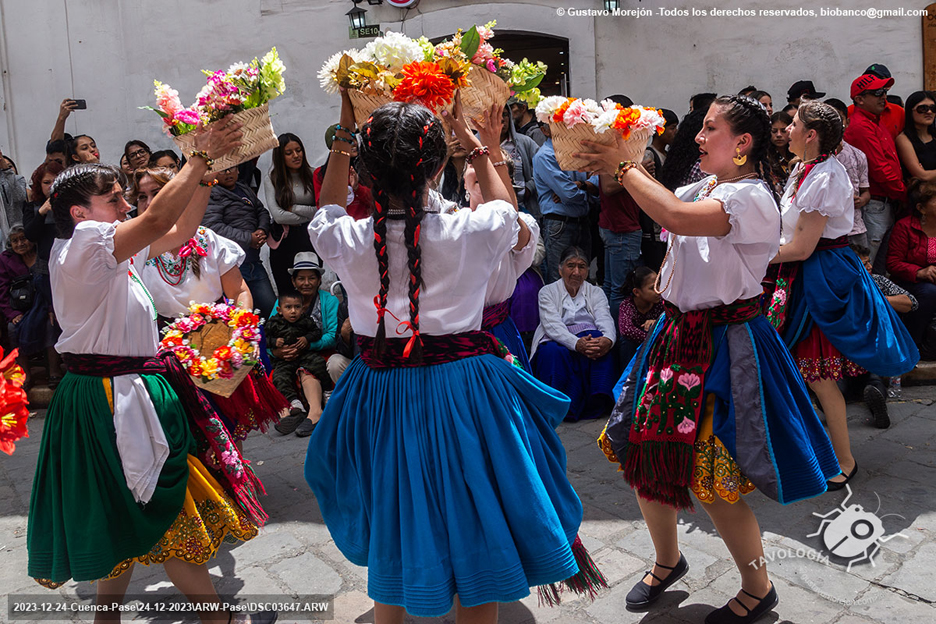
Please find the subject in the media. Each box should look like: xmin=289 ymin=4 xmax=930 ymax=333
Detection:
xmin=625 ymin=552 xmax=689 ymax=610
xmin=704 ymin=583 xmax=778 ymax=624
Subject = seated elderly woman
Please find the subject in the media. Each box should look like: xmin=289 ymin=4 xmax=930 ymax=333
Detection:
xmin=0 ymin=226 xmax=60 ymax=388
xmin=531 ymin=245 xmax=617 ymax=421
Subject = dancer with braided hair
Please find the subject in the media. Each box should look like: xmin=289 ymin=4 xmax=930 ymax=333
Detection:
xmin=304 ymin=89 xmax=598 ymax=623
xmin=765 ymin=101 xmax=918 ymax=488
xmin=576 ymin=95 xmax=840 ymax=624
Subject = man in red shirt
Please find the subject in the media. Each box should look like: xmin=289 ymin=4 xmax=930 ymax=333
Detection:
xmin=847 ymin=64 xmax=904 ymax=139
xmin=844 ymin=72 xmax=906 ymax=262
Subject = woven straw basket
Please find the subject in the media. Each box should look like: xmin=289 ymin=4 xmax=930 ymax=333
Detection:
xmin=461 ymin=65 xmax=512 ymax=124
xmin=173 ymin=104 xmax=278 ymax=172
xmin=550 ymin=124 xmax=654 ymax=172
xmin=349 ymin=89 xmax=455 ymax=131
xmin=185 ymin=321 xmax=253 ymax=398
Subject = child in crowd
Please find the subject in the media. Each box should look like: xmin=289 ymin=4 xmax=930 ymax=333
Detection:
xmin=267 ymin=290 xmax=330 ymax=431
xmin=617 ymin=266 xmax=664 ymax=365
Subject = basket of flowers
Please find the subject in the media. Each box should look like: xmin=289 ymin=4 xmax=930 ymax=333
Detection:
xmin=143 ymin=48 xmax=286 ymax=172
xmin=433 ymin=21 xmax=547 ymax=123
xmin=319 ymin=32 xmax=467 ymax=129
xmin=536 ymin=96 xmax=667 ymax=171
xmin=160 ymin=303 xmax=263 ymax=398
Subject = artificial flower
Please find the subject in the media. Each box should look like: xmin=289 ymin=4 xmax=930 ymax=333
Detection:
xmin=0 ymin=348 xmax=27 ymax=456
xmin=562 ymin=99 xmax=591 ymax=127
xmin=535 ymin=95 xmax=571 ymax=123
xmin=415 ymin=37 xmax=436 ymax=62
xmin=319 ymin=49 xmax=368 ymax=94
xmin=393 ymin=61 xmax=457 ymax=110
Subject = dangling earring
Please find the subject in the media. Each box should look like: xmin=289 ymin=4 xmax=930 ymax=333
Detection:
xmin=733 ymin=146 xmax=747 ymax=166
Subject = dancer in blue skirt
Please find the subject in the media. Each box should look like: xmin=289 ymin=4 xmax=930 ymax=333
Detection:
xmin=764 ymin=100 xmax=918 ymax=490
xmin=577 ymin=95 xmax=840 ymax=624
xmin=304 ymin=89 xmax=600 ymax=623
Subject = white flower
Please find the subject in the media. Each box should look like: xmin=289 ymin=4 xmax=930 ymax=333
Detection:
xmin=634 ymin=106 xmax=666 ymax=130
xmin=581 ymin=98 xmax=602 ymax=118
xmin=535 ymin=95 xmax=570 ymax=123
xmin=318 ymin=49 xmax=368 ymax=94
xmin=363 ymin=31 xmax=423 ymax=73
xmin=599 ymin=98 xmax=619 ymax=112
xmin=592 ymin=109 xmax=620 ymax=134
xmin=227 ymin=61 xmax=250 ymax=75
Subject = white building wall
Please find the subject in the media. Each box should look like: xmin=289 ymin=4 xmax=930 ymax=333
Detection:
xmin=0 ymin=0 xmax=925 ymax=185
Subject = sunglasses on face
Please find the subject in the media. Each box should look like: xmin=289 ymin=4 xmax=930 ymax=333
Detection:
xmin=862 ymin=89 xmax=888 ymax=98
xmin=916 ymin=105 xmax=936 ymax=114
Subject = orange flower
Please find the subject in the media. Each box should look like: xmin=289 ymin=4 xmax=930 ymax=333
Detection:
xmin=0 ymin=348 xmax=29 ymax=455
xmin=552 ymin=99 xmax=573 ymax=123
xmin=393 ymin=61 xmax=456 ymax=111
xmin=214 ymin=346 xmax=233 ymax=361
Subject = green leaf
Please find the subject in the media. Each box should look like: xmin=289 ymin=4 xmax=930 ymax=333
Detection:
xmin=460 ymin=25 xmax=481 ymax=60
xmin=512 ymin=73 xmax=544 ymax=92
xmin=139 ymin=105 xmax=170 ymax=119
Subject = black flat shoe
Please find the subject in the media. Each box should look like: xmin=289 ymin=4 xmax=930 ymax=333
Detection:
xmin=863 ymin=383 xmax=890 ymax=429
xmin=826 ymin=462 xmax=858 ymax=492
xmin=705 ymin=583 xmax=778 ymax=624
xmin=625 ymin=552 xmax=689 ymax=610
xmin=274 ymin=408 xmax=305 ymax=435
xmin=295 ymin=418 xmax=318 ymax=437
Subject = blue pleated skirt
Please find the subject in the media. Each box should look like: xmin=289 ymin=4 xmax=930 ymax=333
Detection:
xmin=606 ymin=314 xmax=841 ymax=504
xmin=304 ymin=354 xmax=583 ymax=616
xmin=782 ymin=247 xmax=919 ymax=376
xmin=489 ymin=315 xmax=532 ymax=373
xmin=532 ymin=330 xmax=616 ymax=422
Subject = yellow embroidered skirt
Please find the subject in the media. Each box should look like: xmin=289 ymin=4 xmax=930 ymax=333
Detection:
xmin=105 ymin=454 xmax=258 ymax=580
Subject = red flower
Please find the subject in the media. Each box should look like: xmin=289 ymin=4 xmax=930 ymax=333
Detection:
xmin=0 ymin=348 xmax=30 ymax=455
xmin=214 ymin=346 xmax=233 ymax=361
xmin=393 ymin=61 xmax=456 ymax=111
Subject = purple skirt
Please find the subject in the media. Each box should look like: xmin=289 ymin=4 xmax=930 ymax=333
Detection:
xmin=509 ymin=268 xmax=544 ymax=334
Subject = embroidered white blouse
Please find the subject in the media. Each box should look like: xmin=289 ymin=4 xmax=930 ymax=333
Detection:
xmin=779 ymin=157 xmax=855 ymax=245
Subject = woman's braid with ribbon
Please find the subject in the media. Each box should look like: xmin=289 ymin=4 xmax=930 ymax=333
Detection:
xmin=791 ymin=100 xmax=844 ymax=194
xmin=359 ymin=103 xmax=446 ymax=362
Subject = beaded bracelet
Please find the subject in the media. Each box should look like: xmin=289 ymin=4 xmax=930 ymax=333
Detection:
xmin=330 ymin=148 xmax=353 ymax=157
xmin=491 ymin=160 xmax=508 ymax=167
xmin=335 ymin=124 xmax=357 ymax=136
xmin=614 ymin=160 xmax=638 ymax=186
xmin=199 ymin=179 xmax=218 ymax=188
xmin=333 ymin=135 xmax=355 ymax=145
xmin=189 ymin=150 xmax=214 ymax=170
xmin=466 ymin=146 xmax=490 ymax=164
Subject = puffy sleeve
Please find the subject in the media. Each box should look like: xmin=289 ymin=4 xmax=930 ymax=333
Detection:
xmin=59 ymin=221 xmax=131 ymax=285
xmin=202 ymin=227 xmax=245 ymax=274
xmin=793 ymin=164 xmax=854 ymax=219
xmin=716 ymin=182 xmax=780 ymax=246
xmin=307 ymin=204 xmax=372 ymax=275
xmin=466 ymin=200 xmax=521 ymax=263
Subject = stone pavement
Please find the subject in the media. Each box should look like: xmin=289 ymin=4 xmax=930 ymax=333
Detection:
xmin=2 ymin=388 xmax=936 ymax=624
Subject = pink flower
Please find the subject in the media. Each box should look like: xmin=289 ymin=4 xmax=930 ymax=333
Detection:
xmin=486 ymin=59 xmax=498 ymax=73
xmin=477 ymin=25 xmax=494 ymax=41
xmin=472 ymin=42 xmax=495 ymax=64
xmin=220 ymin=450 xmax=237 ymax=465
xmin=678 ymin=372 xmax=701 ymax=392
xmin=677 ymin=419 xmax=696 ymax=434
xmin=175 ymin=109 xmax=201 ymax=125
xmin=562 ymin=100 xmax=590 ymax=127
xmin=773 ymin=290 xmax=787 ymax=305
xmin=659 ymin=367 xmax=674 ymax=383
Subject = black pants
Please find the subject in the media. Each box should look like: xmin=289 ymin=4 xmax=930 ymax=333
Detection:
xmin=270 ymin=351 xmax=329 ymax=402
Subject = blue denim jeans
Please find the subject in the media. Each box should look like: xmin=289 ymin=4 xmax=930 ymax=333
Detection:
xmin=543 ymin=218 xmax=590 ymax=284
xmin=599 ymin=227 xmax=642 ymax=322
xmin=863 ymin=198 xmax=895 ymax=264
xmin=240 ymin=259 xmax=277 ymax=319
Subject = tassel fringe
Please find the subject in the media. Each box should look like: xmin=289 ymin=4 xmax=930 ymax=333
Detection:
xmin=537 ymin=535 xmax=609 ymax=607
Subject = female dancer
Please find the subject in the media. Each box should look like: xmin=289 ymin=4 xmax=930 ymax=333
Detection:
xmin=766 ymin=101 xmax=918 ymax=488
xmin=132 ymin=167 xmax=288 ymax=443
xmin=305 ymin=90 xmax=595 ymax=623
xmin=27 ymin=122 xmax=275 ymax=623
xmin=577 ymin=95 xmax=840 ymax=624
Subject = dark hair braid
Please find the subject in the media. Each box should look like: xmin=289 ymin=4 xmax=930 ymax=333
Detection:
xmin=790 ymin=101 xmax=843 ymax=193
xmin=359 ymin=102 xmax=446 ymax=360
xmin=714 ymin=94 xmax=780 ymax=205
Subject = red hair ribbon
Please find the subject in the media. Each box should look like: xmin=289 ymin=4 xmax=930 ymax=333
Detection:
xmin=178 ymin=238 xmax=208 ymax=260
xmin=373 ymin=301 xmax=423 ymax=358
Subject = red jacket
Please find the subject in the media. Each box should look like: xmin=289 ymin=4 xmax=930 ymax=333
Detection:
xmin=886 ymin=215 xmax=936 ymax=282
xmin=312 ymin=165 xmax=374 ymax=220
xmin=843 ymin=107 xmax=906 ymax=202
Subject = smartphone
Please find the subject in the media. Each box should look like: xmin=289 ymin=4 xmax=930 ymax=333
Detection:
xmin=72 ymin=99 xmax=87 ymax=110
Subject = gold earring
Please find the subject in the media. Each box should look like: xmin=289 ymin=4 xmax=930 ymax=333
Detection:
xmin=733 ymin=147 xmax=747 ymax=166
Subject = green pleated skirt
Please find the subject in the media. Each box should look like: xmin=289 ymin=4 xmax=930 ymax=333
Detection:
xmin=27 ymin=372 xmax=193 ymax=585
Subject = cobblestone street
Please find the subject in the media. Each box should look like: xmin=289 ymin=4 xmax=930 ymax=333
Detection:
xmin=3 ymin=388 xmax=935 ymax=624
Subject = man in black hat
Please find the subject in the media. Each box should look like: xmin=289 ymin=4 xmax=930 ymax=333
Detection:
xmin=787 ymin=80 xmax=826 ymax=107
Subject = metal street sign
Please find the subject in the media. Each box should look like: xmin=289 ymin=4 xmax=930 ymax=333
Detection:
xmin=350 ymin=25 xmax=381 ymax=39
